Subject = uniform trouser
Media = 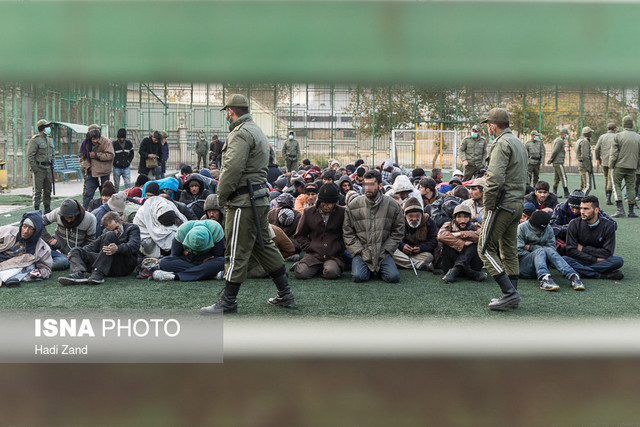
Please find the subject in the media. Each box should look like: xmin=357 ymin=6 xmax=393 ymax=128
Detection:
xmin=286 ymin=159 xmax=298 ymax=173
xmin=159 ymin=255 xmax=225 ymax=281
xmin=602 ymin=166 xmax=612 ymax=192
xmin=392 ymin=250 xmax=434 ymax=270
xmin=196 ymin=153 xmax=207 ymax=170
xmin=294 ymin=259 xmax=342 ymax=280
xmin=463 ymin=165 xmax=481 ymax=182
xmin=441 ymin=244 xmax=483 ymax=273
xmin=527 ymin=164 xmax=541 ymax=186
xmin=552 ymin=164 xmax=568 ymax=189
xmin=518 ymin=247 xmax=577 ymax=280
xmin=83 ymin=174 xmax=109 ymax=209
xmin=477 ymin=204 xmax=523 ymax=277
xmin=224 ymin=204 xmax=285 ymax=283
xmin=578 ymin=166 xmax=592 ymax=195
xmin=612 ymin=167 xmax=636 ymax=203
xmin=112 ymin=167 xmax=131 ymax=192
xmin=32 ymin=167 xmax=53 ymax=207
xmin=68 ymin=231 xmax=136 ymax=277
xmin=562 ymin=256 xmax=624 ymax=279
xmin=351 ymin=255 xmax=399 ymax=283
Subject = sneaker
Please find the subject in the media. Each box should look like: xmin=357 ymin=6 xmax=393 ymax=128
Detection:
xmin=214 ymin=270 xmax=224 ymax=280
xmin=59 ymin=272 xmax=88 ymax=286
xmin=88 ymin=269 xmax=105 ymax=285
xmin=442 ymin=268 xmax=458 ymax=283
xmin=3 ymin=277 xmax=20 ymax=288
xmin=152 ymin=270 xmax=176 ymax=281
xmin=289 ymin=261 xmax=300 ymax=272
xmin=570 ymin=275 xmax=585 ymax=291
xmin=285 ymin=254 xmax=300 ymax=262
xmin=200 ymin=297 xmax=238 ymax=314
xmin=539 ymin=274 xmax=559 ymax=291
xmin=268 ymin=290 xmax=296 ymax=307
xmin=601 ymin=270 xmax=624 ymax=280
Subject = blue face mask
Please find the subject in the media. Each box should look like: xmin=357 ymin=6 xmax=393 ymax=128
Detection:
xmin=471 ymin=132 xmax=478 ymax=138
xmin=534 ymin=136 xmax=540 ymax=141
xmin=289 ymin=135 xmax=293 ymax=140
xmin=564 ymin=135 xmax=568 ymax=140
xmin=44 ymin=127 xmax=51 ymax=136
xmin=489 ymin=135 xmax=495 ymax=141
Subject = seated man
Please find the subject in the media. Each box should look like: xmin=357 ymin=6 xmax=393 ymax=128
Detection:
xmin=462 ymin=177 xmax=486 ymax=224
xmin=343 ymin=170 xmax=404 ymax=283
xmin=392 ymin=197 xmax=437 ymax=272
xmin=517 ymin=210 xmax=583 ymax=291
xmin=42 ymin=199 xmax=96 ymax=270
xmin=133 ymin=196 xmax=187 ymax=257
xmin=294 ymin=184 xmax=318 ymax=213
xmin=562 ymin=195 xmax=624 ymax=280
xmin=524 ymin=180 xmax=558 ymax=213
xmin=437 ymin=204 xmax=485 ymax=283
xmin=293 ymin=183 xmax=346 ymax=280
xmin=418 ymin=177 xmax=443 ymax=209
xmin=550 ymin=190 xmax=616 ymax=241
xmin=200 ymin=194 xmax=225 ymax=229
xmin=92 ymin=191 xmax=126 ymax=237
xmin=154 ymin=220 xmax=225 ymax=282
xmin=429 ymin=185 xmax=469 ymax=228
xmin=178 ymin=173 xmax=211 ymax=205
xmin=520 ymin=202 xmax=537 ymax=224
xmin=58 ymin=211 xmax=140 ymax=285
xmin=247 ymin=224 xmax=296 ymax=278
xmin=0 ymin=212 xmax=52 ymax=287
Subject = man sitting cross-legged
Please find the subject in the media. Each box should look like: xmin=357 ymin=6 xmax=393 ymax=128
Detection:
xmin=392 ymin=197 xmax=437 ymax=272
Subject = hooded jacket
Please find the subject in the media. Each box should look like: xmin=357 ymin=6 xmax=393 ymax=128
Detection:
xmin=0 ymin=211 xmax=52 ymax=279
xmin=42 ymin=199 xmax=97 ymax=254
xmin=142 ymin=177 xmax=180 ymax=199
xmin=550 ymin=200 xmax=617 ymax=240
xmin=293 ymin=203 xmax=346 ymax=269
xmin=175 ymin=220 xmax=224 ymax=256
xmin=179 ymin=174 xmax=211 ymax=204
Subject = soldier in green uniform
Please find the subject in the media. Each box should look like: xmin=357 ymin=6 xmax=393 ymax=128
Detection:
xmin=610 ymin=115 xmax=640 ymax=218
xmin=281 ymin=131 xmax=301 ymax=173
xmin=595 ymin=122 xmax=617 ymax=205
xmin=27 ymin=119 xmax=55 ymax=213
xmin=547 ymin=128 xmax=569 ymax=198
xmin=575 ymin=127 xmax=594 ymax=195
xmin=201 ymin=94 xmax=295 ymax=314
xmin=525 ymin=130 xmax=545 ymax=187
xmin=477 ymin=108 xmax=527 ymax=311
xmin=195 ymin=135 xmax=209 ymax=170
xmin=458 ymin=124 xmax=487 ymax=181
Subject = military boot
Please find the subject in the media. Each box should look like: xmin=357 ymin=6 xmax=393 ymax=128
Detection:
xmin=488 ymin=273 xmax=521 ymax=311
xmin=44 ymin=205 xmax=51 ymax=214
xmin=629 ymin=203 xmax=638 ymax=218
xmin=606 ymin=191 xmax=613 ymax=205
xmin=553 ymin=186 xmax=559 ymax=197
xmin=200 ymin=281 xmax=240 ymax=314
xmin=612 ymin=201 xmax=626 ymax=218
xmin=33 ymin=204 xmax=40 ymax=212
xmin=563 ymin=187 xmax=570 ymax=199
xmin=490 ymin=275 xmax=519 ymax=303
xmin=268 ymin=266 xmax=295 ymax=307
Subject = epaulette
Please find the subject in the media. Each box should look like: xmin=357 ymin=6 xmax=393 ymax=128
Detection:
xmin=230 ymin=122 xmax=246 ymax=133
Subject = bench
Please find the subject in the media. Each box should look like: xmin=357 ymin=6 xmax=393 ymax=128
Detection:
xmin=53 ymin=155 xmax=80 ymax=182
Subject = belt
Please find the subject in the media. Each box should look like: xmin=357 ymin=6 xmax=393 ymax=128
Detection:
xmin=229 ymin=183 xmax=269 ymax=200
xmin=529 ymin=157 xmax=541 ymax=161
xmin=38 ymin=162 xmax=52 ymax=166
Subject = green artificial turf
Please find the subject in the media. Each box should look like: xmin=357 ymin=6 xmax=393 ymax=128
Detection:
xmin=0 ymin=173 xmax=638 ymax=319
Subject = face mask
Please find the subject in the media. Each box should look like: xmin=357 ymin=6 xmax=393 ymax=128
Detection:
xmin=564 ymin=135 xmax=568 ymax=140
xmin=534 ymin=136 xmax=540 ymax=141
xmin=44 ymin=127 xmax=51 ymax=136
xmin=289 ymin=135 xmax=294 ymax=140
xmin=486 ymin=124 xmax=495 ymax=141
xmin=471 ymin=132 xmax=478 ymax=138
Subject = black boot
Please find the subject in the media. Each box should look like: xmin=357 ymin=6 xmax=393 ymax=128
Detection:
xmin=33 ymin=204 xmax=40 ymax=212
xmin=629 ymin=203 xmax=638 ymax=218
xmin=553 ymin=186 xmax=558 ymax=197
xmin=268 ymin=266 xmax=295 ymax=307
xmin=612 ymin=201 xmax=626 ymax=218
xmin=606 ymin=191 xmax=613 ymax=205
xmin=200 ymin=281 xmax=240 ymax=314
xmin=44 ymin=205 xmax=51 ymax=214
xmin=563 ymin=187 xmax=570 ymax=198
xmin=488 ymin=273 xmax=521 ymax=311
xmin=509 ymin=275 xmax=519 ymax=290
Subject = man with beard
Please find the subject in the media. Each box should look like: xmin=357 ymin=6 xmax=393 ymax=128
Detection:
xmin=392 ymin=197 xmax=437 ymax=272
xmin=42 ymin=199 xmax=97 ymax=270
xmin=343 ymin=170 xmax=404 ymax=283
xmin=293 ymin=183 xmax=346 ymax=280
xmin=551 ymin=190 xmax=617 ymax=242
xmin=462 ymin=177 xmax=486 ymax=224
xmin=438 ymin=204 xmax=486 ymax=283
xmin=562 ymin=195 xmax=624 ymax=280
xmin=59 ymin=211 xmax=140 ymax=285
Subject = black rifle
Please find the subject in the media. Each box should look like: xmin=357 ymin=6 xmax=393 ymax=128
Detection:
xmin=590 ymin=165 xmax=597 ymax=190
xmin=247 ymin=178 xmax=264 ymax=250
xmin=50 ymin=163 xmax=56 ymax=195
xmin=480 ymin=188 xmax=515 ymax=255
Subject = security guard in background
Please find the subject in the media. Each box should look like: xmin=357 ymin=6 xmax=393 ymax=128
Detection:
xmin=610 ymin=115 xmax=640 ymax=218
xmin=201 ymin=94 xmax=295 ymax=314
xmin=547 ymin=128 xmax=570 ymax=198
xmin=27 ymin=119 xmax=55 ymax=213
xmin=575 ymin=126 xmax=594 ymax=195
xmin=477 ymin=108 xmax=527 ymax=311
xmin=595 ymin=122 xmax=617 ymax=205
xmin=281 ymin=131 xmax=301 ymax=173
xmin=458 ymin=124 xmax=487 ymax=181
xmin=525 ymin=130 xmax=545 ymax=186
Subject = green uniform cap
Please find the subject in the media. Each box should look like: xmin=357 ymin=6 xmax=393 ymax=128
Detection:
xmin=471 ymin=125 xmax=481 ymax=132
xmin=36 ymin=119 xmax=50 ymax=128
xmin=220 ymin=94 xmax=249 ymax=110
xmin=582 ymin=126 xmax=594 ymax=135
xmin=480 ymin=108 xmax=509 ymax=124
xmin=560 ymin=128 xmax=569 ymax=134
xmin=531 ymin=130 xmax=540 ymax=136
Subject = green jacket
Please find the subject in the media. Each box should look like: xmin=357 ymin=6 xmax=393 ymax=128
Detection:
xmin=281 ymin=138 xmax=300 ymax=161
xmin=609 ymin=128 xmax=640 ymax=170
xmin=525 ymin=139 xmax=545 ymax=165
xmin=575 ymin=137 xmax=592 ymax=171
xmin=217 ymin=114 xmax=270 ymax=208
xmin=595 ymin=130 xmax=615 ymax=167
xmin=483 ymin=128 xmax=528 ymax=210
xmin=27 ymin=133 xmax=54 ymax=171
xmin=458 ymin=136 xmax=487 ymax=167
xmin=547 ymin=137 xmax=566 ymax=165
xmin=195 ymin=139 xmax=209 ymax=154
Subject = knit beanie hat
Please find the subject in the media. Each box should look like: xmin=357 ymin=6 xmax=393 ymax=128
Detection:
xmin=317 ymin=183 xmax=339 ymax=203
xmin=568 ymin=190 xmax=585 ymax=207
xmin=127 ymin=187 xmax=142 ymax=198
xmin=529 ymin=210 xmax=551 ymax=230
xmin=146 ymin=182 xmax=160 ymax=196
xmin=403 ymin=197 xmax=423 ymax=215
xmin=278 ymin=208 xmax=295 ymax=226
xmin=183 ymin=226 xmax=213 ymax=252
xmin=59 ymin=199 xmax=81 ymax=217
xmin=304 ymin=184 xmax=318 ymax=194
xmin=101 ymin=181 xmax=117 ymax=197
xmin=274 ymin=177 xmax=289 ymax=190
xmin=523 ymin=202 xmax=537 ymax=217
xmin=276 ymin=193 xmax=295 ymax=209
xmin=117 ymin=128 xmax=127 ymax=138
xmin=107 ymin=192 xmax=126 ymax=213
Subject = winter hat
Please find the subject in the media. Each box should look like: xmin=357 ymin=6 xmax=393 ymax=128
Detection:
xmin=135 ymin=174 xmax=150 ymax=187
xmin=274 ymin=177 xmax=289 ymax=190
xmin=117 ymin=128 xmax=127 ymax=139
xmin=183 ymin=225 xmax=213 ymax=252
xmin=107 ymin=192 xmax=126 ymax=213
xmin=127 ymin=187 xmax=142 ymax=198
xmin=403 ymin=197 xmax=423 ymax=215
xmin=59 ymin=199 xmax=81 ymax=217
xmin=623 ymin=115 xmax=634 ymax=129
xmin=199 ymin=168 xmax=213 ymax=179
xmin=146 ymin=182 xmax=160 ymax=196
xmin=452 ymin=169 xmax=463 ymax=177
xmin=392 ymin=175 xmax=413 ymax=193
xmin=278 ymin=208 xmax=295 ymax=226
xmin=449 ymin=177 xmax=462 ymax=186
xmin=276 ymin=193 xmax=295 ymax=209
xmin=568 ymin=190 xmax=585 ymax=207
xmin=356 ymin=167 xmax=366 ymax=178
xmin=158 ymin=210 xmax=177 ymax=226
xmin=529 ymin=210 xmax=551 ymax=230
xmin=321 ymin=170 xmax=335 ymax=181
xmin=304 ymin=184 xmax=318 ymax=194
xmin=523 ymin=202 xmax=537 ymax=217
xmin=101 ymin=181 xmax=116 ymax=197
xmin=317 ymin=183 xmax=340 ymax=203
xmin=23 ymin=218 xmax=35 ymax=229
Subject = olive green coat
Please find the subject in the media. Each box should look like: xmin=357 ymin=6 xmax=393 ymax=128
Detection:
xmin=609 ymin=128 xmax=640 ymax=170
xmin=483 ymin=128 xmax=528 ymax=210
xmin=27 ymin=133 xmax=54 ymax=172
xmin=547 ymin=137 xmax=566 ymax=165
xmin=575 ymin=137 xmax=592 ymax=171
xmin=595 ymin=130 xmax=615 ymax=167
xmin=525 ymin=139 xmax=545 ymax=165
xmin=281 ymin=138 xmax=300 ymax=161
xmin=458 ymin=136 xmax=487 ymax=168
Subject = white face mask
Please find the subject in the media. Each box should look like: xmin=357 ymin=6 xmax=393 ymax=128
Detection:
xmin=44 ymin=127 xmax=51 ymax=136
xmin=471 ymin=132 xmax=478 ymax=138
xmin=289 ymin=135 xmax=294 ymax=140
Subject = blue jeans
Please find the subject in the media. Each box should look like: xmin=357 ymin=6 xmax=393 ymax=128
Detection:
xmin=351 ymin=255 xmax=399 ymax=283
xmin=562 ymin=255 xmax=624 ymax=279
xmin=519 ymin=246 xmax=577 ymax=280
xmin=50 ymin=249 xmax=70 ymax=271
xmin=83 ymin=175 xmax=110 ymax=208
xmin=112 ymin=167 xmax=131 ymax=192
